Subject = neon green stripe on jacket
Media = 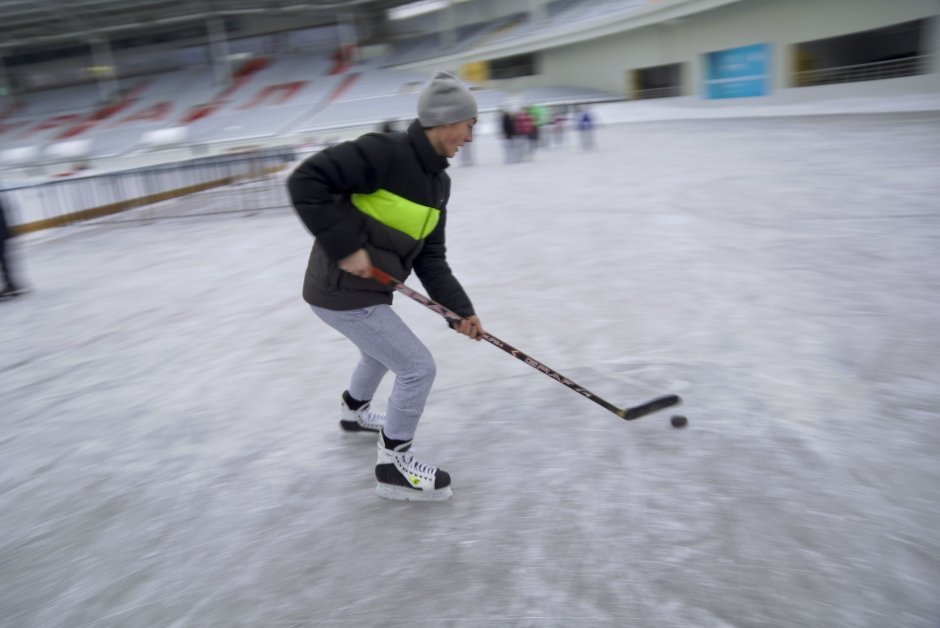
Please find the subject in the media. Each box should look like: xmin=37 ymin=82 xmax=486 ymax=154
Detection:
xmin=352 ymin=189 xmax=440 ymax=240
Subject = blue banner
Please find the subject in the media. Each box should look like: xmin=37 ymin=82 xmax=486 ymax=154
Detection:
xmin=704 ymin=43 xmax=771 ymax=99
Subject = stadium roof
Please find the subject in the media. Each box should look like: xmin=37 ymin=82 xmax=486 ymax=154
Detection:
xmin=0 ymin=0 xmax=418 ymax=49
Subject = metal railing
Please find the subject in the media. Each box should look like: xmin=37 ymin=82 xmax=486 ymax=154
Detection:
xmin=632 ymin=85 xmax=682 ymax=100
xmin=793 ymin=55 xmax=927 ymax=87
xmin=5 ymin=147 xmax=297 ymax=234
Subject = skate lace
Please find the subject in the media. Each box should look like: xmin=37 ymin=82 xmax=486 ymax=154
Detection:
xmin=359 ymin=407 xmax=385 ymax=428
xmin=401 ymin=450 xmax=435 ymax=478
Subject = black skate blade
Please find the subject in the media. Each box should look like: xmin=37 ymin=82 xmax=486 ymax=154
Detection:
xmin=617 ymin=394 xmax=681 ymax=421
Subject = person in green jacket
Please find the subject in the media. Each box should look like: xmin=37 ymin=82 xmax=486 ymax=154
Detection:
xmin=288 ymin=71 xmax=484 ymax=501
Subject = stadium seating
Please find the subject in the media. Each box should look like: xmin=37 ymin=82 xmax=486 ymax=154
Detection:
xmin=0 ymin=0 xmax=642 ymax=164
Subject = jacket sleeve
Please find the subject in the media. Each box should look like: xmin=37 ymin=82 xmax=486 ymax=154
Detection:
xmin=287 ymin=135 xmax=390 ymax=261
xmin=413 ymin=211 xmax=475 ymax=318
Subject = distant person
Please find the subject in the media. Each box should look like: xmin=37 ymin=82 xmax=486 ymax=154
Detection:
xmin=380 ymin=119 xmax=397 ymax=133
xmin=526 ymin=107 xmax=541 ymax=154
xmin=500 ymin=109 xmax=517 ymax=163
xmin=0 ymin=196 xmax=24 ymax=300
xmin=552 ymin=106 xmax=568 ymax=146
xmin=531 ymin=103 xmax=550 ymax=147
xmin=514 ymin=109 xmax=535 ymax=161
xmin=287 ymin=71 xmax=485 ymax=502
xmin=575 ymin=105 xmax=595 ymax=150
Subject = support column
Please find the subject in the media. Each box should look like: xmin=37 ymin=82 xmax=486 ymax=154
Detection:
xmin=688 ymin=53 xmax=702 ymax=99
xmin=338 ymin=12 xmax=359 ymax=62
xmin=0 ymin=52 xmax=11 ymax=103
xmin=208 ymin=17 xmax=231 ymax=85
xmin=89 ymin=37 xmax=119 ymax=102
xmin=775 ymin=40 xmax=791 ymax=91
xmin=926 ymin=15 xmax=940 ymax=75
xmin=440 ymin=1 xmax=457 ymax=48
xmin=528 ymin=0 xmax=546 ymax=23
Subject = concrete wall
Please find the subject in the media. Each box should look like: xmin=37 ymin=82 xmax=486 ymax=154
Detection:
xmin=537 ymin=0 xmax=939 ymax=97
xmin=396 ymin=0 xmax=939 ymax=99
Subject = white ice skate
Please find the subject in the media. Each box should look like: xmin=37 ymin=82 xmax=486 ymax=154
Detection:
xmin=375 ymin=431 xmax=452 ymax=501
xmin=340 ymin=391 xmax=385 ymax=433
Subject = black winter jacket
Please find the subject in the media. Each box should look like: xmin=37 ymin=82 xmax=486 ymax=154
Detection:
xmin=288 ymin=119 xmax=474 ymax=316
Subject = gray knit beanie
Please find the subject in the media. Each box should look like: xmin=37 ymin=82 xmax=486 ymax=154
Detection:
xmin=417 ymin=71 xmax=478 ymax=127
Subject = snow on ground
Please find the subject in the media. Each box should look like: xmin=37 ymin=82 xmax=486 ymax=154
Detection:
xmin=1 ymin=108 xmax=939 ymax=627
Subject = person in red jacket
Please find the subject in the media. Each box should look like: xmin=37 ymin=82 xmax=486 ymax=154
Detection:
xmin=514 ymin=109 xmax=536 ymax=161
xmin=288 ymin=71 xmax=484 ymax=501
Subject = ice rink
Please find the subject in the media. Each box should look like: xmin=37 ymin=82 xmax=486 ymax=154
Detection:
xmin=2 ymin=107 xmax=939 ymax=627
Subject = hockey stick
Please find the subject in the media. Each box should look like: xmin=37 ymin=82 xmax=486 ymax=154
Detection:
xmin=372 ymin=268 xmax=680 ymax=421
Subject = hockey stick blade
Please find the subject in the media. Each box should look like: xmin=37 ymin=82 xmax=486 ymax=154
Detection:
xmin=617 ymin=394 xmax=681 ymax=421
xmin=372 ymin=267 xmax=682 ymax=423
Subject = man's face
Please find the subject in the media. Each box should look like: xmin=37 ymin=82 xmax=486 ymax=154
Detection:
xmin=429 ymin=118 xmax=475 ymax=158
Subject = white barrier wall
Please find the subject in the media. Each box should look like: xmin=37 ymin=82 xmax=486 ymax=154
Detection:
xmin=1 ymin=151 xmax=290 ymax=230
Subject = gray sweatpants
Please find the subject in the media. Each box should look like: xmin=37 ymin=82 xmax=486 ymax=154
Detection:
xmin=311 ymin=304 xmax=435 ymax=441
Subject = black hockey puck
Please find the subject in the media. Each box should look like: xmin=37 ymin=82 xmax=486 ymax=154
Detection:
xmin=670 ymin=415 xmax=688 ymax=429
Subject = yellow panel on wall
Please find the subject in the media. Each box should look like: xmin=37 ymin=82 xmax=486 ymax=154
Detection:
xmin=461 ymin=61 xmax=490 ymax=83
xmin=794 ymin=46 xmax=818 ymax=87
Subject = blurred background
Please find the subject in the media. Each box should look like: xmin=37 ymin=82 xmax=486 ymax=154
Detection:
xmin=1 ymin=1 xmax=939 ymax=627
xmin=0 ymin=0 xmax=938 ymax=229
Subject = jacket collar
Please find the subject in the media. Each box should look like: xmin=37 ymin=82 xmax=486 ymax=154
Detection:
xmin=407 ymin=118 xmax=448 ymax=175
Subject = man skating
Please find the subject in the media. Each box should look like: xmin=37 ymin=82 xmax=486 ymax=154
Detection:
xmin=288 ymin=71 xmax=484 ymax=501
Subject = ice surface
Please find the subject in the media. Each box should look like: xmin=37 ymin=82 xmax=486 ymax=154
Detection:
xmin=2 ymin=108 xmax=939 ymax=627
